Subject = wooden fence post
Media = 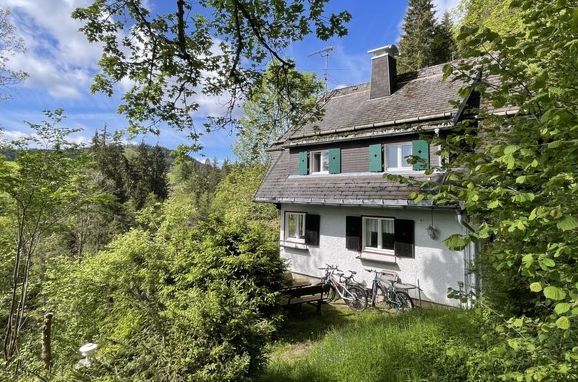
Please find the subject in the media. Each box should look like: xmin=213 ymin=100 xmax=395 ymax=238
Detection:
xmin=41 ymin=312 xmax=53 ymax=370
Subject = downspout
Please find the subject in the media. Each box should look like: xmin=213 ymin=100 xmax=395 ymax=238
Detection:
xmin=455 ymin=209 xmax=480 ymax=306
xmin=456 ymin=208 xmax=476 ymax=233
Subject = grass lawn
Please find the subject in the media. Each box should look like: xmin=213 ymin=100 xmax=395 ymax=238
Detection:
xmin=259 ymin=303 xmax=481 ymax=382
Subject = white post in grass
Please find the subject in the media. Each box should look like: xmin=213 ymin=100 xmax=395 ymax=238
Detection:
xmin=78 ymin=343 xmax=98 ymax=367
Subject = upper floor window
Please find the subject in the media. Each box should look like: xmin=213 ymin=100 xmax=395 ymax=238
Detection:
xmin=298 ymin=149 xmax=341 ymax=175
xmin=310 ymin=150 xmax=329 ymax=174
xmin=369 ymin=140 xmax=429 ymax=173
xmin=386 ymin=143 xmax=412 ymax=171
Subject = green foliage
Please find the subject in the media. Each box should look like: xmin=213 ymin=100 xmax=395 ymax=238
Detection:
xmin=91 ymin=130 xmax=170 ymax=209
xmin=0 ymin=144 xmax=284 ymax=380
xmin=0 ymin=110 xmax=99 ymax=370
xmin=41 ymin=216 xmax=284 ymax=381
xmin=72 ymin=0 xmax=350 ymax=141
xmin=410 ymin=0 xmax=578 ymax=378
xmin=211 ymin=164 xmax=278 ymax=226
xmin=432 ymin=12 xmax=457 ymax=63
xmin=455 ymin=0 xmax=524 ymax=52
xmin=126 ymin=143 xmax=169 ymax=209
xmin=168 ymin=157 xmax=227 ymax=217
xmin=0 ymin=9 xmax=27 ymax=98
xmin=233 ymin=62 xmax=324 ymax=164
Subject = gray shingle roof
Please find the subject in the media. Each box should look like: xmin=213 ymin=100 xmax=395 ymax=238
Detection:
xmin=254 ymin=149 xmax=441 ymax=206
xmin=278 ymin=62 xmax=464 ymax=145
xmin=256 ymin=62 xmax=466 ymax=205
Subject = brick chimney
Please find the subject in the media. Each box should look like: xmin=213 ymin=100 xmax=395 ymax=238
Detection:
xmin=368 ymin=45 xmax=398 ymax=99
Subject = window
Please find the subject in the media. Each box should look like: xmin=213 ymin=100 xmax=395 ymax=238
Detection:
xmin=285 ymin=212 xmax=306 ymax=242
xmin=386 ymin=143 xmax=412 ymax=170
xmin=363 ymin=217 xmax=395 ymax=253
xmin=310 ymin=151 xmax=328 ymax=174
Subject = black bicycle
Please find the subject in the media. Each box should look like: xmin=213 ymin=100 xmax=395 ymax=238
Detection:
xmin=365 ymin=269 xmax=413 ymax=312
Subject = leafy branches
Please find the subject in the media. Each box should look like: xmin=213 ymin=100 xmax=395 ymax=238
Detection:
xmin=233 ymin=62 xmax=324 ymax=164
xmin=72 ymin=0 xmax=350 ymax=142
xmin=0 ymin=110 xmax=86 ymax=368
xmin=411 ymin=0 xmax=578 ymax=378
xmin=0 ymin=9 xmax=27 ymax=99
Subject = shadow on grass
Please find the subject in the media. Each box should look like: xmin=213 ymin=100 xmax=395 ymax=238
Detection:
xmin=275 ymin=302 xmax=361 ymax=344
xmin=260 ymin=305 xmax=483 ymax=382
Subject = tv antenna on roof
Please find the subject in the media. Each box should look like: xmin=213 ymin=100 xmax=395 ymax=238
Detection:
xmin=308 ymin=46 xmax=334 ymax=93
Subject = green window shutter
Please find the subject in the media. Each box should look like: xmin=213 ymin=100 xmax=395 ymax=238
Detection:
xmin=298 ymin=151 xmax=309 ymax=175
xmin=412 ymin=140 xmax=429 ymax=171
xmin=328 ymin=148 xmax=341 ymax=174
xmin=369 ymin=144 xmax=383 ymax=172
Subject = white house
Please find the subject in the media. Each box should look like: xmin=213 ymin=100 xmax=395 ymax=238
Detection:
xmin=255 ymin=45 xmax=478 ymax=307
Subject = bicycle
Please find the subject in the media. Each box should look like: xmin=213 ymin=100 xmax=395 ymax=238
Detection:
xmin=319 ymin=265 xmax=368 ymax=311
xmin=365 ymin=269 xmax=414 ymax=312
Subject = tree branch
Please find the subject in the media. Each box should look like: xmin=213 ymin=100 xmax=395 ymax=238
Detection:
xmin=233 ymin=0 xmax=293 ymax=69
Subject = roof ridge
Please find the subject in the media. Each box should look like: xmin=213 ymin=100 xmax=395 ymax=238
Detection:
xmin=327 ymin=83 xmax=369 ymax=98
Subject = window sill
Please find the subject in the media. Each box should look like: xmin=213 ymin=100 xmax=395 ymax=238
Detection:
xmin=385 ymin=169 xmax=424 ymax=174
xmin=357 ymin=251 xmax=397 ymax=264
xmin=280 ymin=241 xmax=308 ymax=250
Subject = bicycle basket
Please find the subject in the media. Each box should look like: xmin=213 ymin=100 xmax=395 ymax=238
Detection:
xmin=377 ymin=272 xmax=398 ymax=283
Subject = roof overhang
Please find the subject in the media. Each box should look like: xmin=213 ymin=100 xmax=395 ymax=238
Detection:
xmin=277 ymin=111 xmax=454 ymax=145
xmin=254 ymin=196 xmax=458 ymax=210
xmin=283 ymin=121 xmax=452 ymax=148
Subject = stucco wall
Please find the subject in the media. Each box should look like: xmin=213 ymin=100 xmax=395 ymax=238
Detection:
xmin=279 ymin=204 xmax=469 ymax=307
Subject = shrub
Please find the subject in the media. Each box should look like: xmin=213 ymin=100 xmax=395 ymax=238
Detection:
xmin=39 ymin=218 xmax=284 ymax=382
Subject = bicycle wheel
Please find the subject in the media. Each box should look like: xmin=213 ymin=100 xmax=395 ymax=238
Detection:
xmin=323 ymin=284 xmax=337 ymax=302
xmin=373 ymin=285 xmax=393 ymax=310
xmin=394 ymin=291 xmax=414 ymax=312
xmin=344 ymin=285 xmax=368 ymax=312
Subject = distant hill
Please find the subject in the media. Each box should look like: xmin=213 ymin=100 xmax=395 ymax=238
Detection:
xmin=0 ymin=144 xmax=210 ymax=169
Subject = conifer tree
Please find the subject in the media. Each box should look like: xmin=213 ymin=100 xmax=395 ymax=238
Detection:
xmin=432 ymin=12 xmax=456 ymax=63
xmin=397 ymin=0 xmax=438 ymax=73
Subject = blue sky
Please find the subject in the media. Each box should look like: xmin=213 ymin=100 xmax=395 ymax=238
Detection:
xmin=0 ymin=0 xmax=458 ymax=162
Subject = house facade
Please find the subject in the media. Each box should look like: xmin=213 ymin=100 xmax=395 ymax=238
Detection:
xmin=255 ymin=45 xmax=477 ymax=307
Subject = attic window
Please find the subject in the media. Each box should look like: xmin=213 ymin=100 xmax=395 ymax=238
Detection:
xmin=386 ymin=143 xmax=412 ymax=171
xmin=310 ymin=151 xmax=328 ymax=174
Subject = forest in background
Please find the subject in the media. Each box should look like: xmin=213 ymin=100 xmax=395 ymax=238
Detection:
xmin=0 ymin=110 xmax=283 ymax=381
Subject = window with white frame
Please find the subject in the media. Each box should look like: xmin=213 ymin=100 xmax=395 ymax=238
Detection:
xmin=386 ymin=142 xmax=412 ymax=171
xmin=363 ymin=217 xmax=395 ymax=253
xmin=285 ymin=212 xmax=306 ymax=242
xmin=310 ymin=150 xmax=328 ymax=174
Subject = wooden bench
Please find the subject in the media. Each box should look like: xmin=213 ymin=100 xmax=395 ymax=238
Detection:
xmin=283 ymin=284 xmax=326 ymax=313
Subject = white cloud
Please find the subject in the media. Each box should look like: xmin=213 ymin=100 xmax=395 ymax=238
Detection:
xmin=432 ymin=0 xmax=461 ymax=17
xmin=0 ymin=129 xmax=28 ymax=141
xmin=0 ymin=0 xmax=101 ymax=98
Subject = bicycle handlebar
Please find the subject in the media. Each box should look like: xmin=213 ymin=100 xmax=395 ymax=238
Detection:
xmin=365 ymin=268 xmax=399 ymax=279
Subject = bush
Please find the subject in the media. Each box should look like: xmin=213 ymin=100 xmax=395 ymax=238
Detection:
xmin=38 ymin=218 xmax=285 ymax=382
